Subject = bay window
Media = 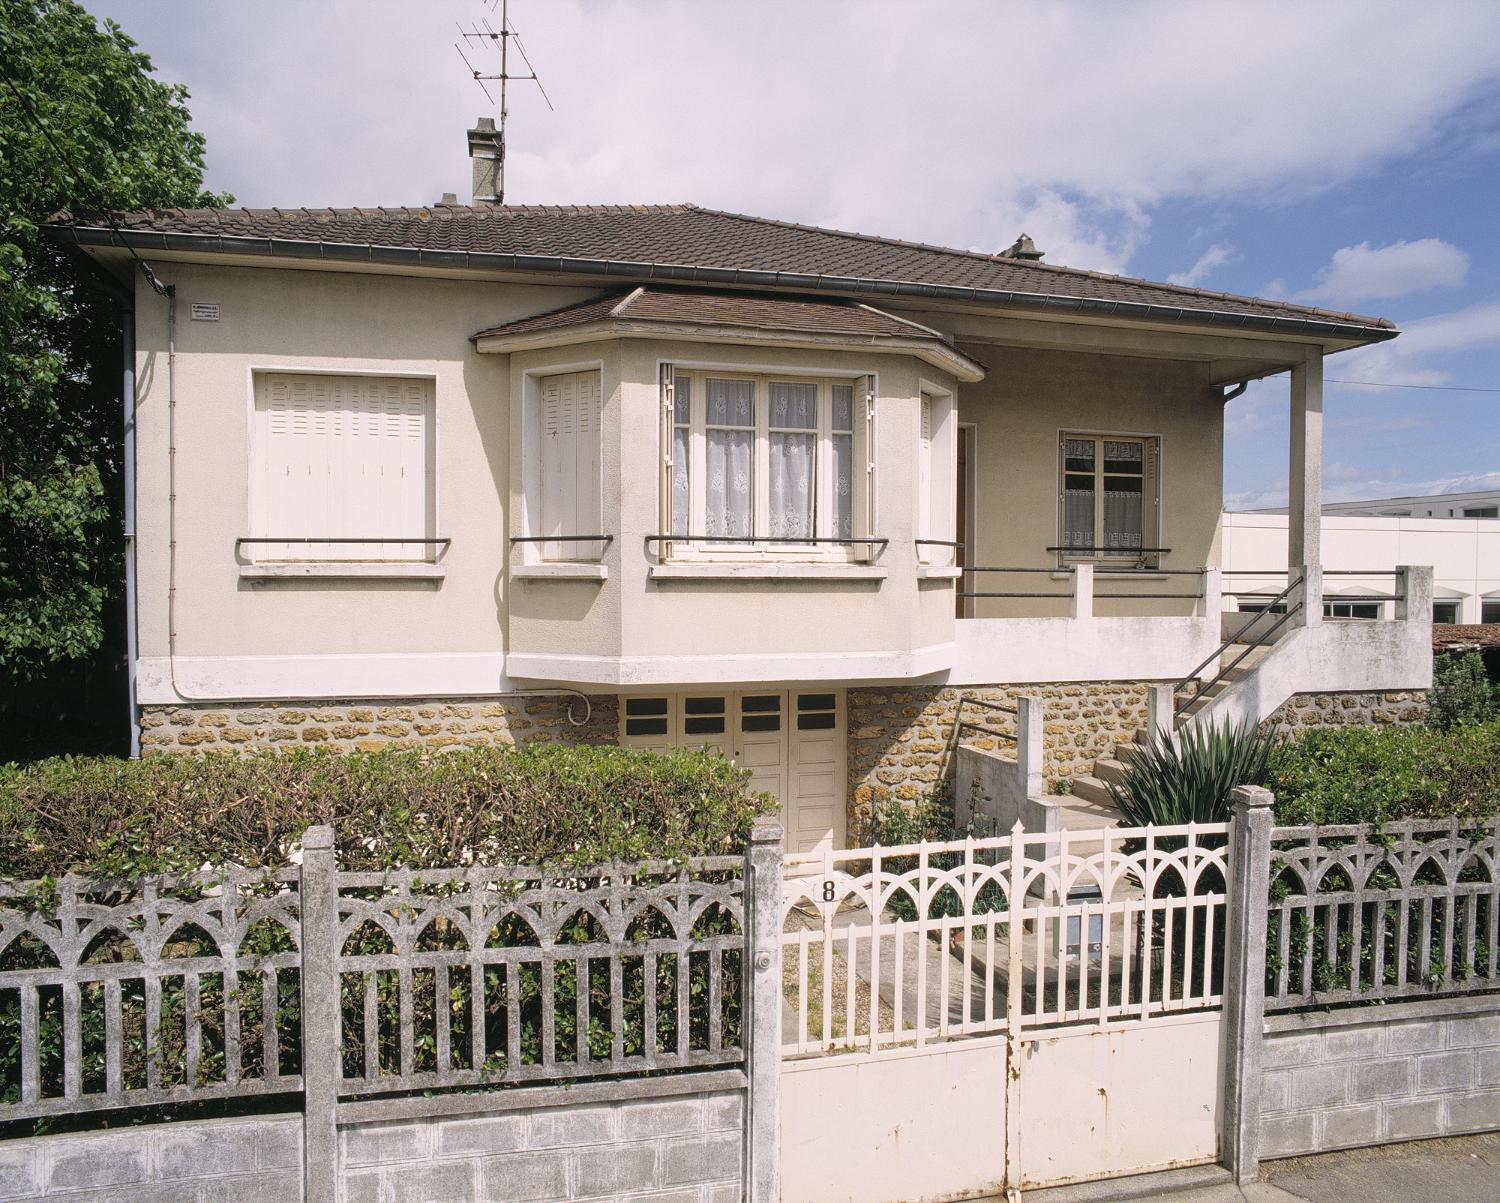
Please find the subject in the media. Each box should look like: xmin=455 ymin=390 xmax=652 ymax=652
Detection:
xmin=1058 ymin=432 xmax=1160 ymax=563
xmin=661 ymin=368 xmax=873 ymax=556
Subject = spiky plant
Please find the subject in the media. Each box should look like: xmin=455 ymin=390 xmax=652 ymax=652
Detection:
xmin=1107 ymin=720 xmax=1276 ymax=827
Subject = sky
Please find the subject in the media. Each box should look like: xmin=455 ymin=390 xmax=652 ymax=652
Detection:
xmin=84 ymin=0 xmax=1500 ymax=510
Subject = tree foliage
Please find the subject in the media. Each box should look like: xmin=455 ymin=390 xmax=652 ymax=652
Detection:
xmin=0 ymin=0 xmax=228 ymax=681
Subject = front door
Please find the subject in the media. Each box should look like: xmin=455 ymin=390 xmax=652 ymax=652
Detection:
xmin=620 ymin=689 xmax=846 ymax=854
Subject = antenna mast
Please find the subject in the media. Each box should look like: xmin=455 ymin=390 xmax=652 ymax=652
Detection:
xmin=456 ymin=0 xmax=553 ymax=204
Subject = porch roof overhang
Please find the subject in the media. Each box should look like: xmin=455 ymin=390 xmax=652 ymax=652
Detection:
xmin=470 ymin=286 xmax=988 ymax=381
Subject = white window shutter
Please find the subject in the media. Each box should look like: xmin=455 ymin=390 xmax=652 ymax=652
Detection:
xmin=255 ymin=372 xmax=431 ymax=562
xmin=538 ymin=370 xmax=602 ymax=560
xmin=918 ymin=395 xmax=933 ymax=540
xmin=851 ymin=375 xmax=876 ymax=558
xmin=659 ymin=363 xmax=674 ymax=549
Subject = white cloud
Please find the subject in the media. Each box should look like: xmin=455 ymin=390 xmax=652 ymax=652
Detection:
xmin=1168 ymin=244 xmax=1236 ymax=287
xmin=1335 ymin=300 xmax=1500 ymax=386
xmin=83 ymin=0 xmax=1500 ymax=274
xmin=1298 ymin=238 xmax=1469 ymax=304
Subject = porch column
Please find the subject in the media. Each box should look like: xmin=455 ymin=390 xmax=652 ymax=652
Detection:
xmin=1288 ymin=352 xmax=1324 ymax=625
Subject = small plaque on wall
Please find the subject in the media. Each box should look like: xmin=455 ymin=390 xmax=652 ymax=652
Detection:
xmin=190 ymin=303 xmax=220 ymax=321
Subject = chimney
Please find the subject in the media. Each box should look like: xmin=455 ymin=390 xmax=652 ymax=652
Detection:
xmin=435 ymin=192 xmax=459 ymax=207
xmin=1000 ymin=233 xmax=1044 ymax=261
xmin=467 ymin=117 xmax=503 ymax=206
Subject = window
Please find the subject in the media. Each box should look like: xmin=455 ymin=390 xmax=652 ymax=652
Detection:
xmin=250 ymin=372 xmax=434 ymax=562
xmin=1462 ymin=506 xmax=1498 ymax=518
xmin=1433 ymin=600 xmax=1460 ymax=624
xmin=538 ymin=370 xmax=602 ymax=560
xmin=1324 ymin=600 xmax=1381 ymax=620
xmin=1059 ymin=433 xmax=1159 ymax=561
xmin=916 ymin=389 xmax=956 ymax=562
xmin=1483 ymin=601 xmax=1500 ymax=624
xmin=661 ymin=368 xmax=873 ymax=556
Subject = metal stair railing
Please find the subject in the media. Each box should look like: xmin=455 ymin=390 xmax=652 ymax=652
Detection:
xmin=1173 ymin=575 xmax=1304 ymax=720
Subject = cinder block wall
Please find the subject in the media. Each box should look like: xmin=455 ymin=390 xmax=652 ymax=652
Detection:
xmin=1260 ymin=996 xmax=1500 ymax=1158
xmin=340 ymin=1082 xmax=744 ymax=1203
xmin=0 ymin=1114 xmax=301 ymax=1201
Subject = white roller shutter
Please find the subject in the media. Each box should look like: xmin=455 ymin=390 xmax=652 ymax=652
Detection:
xmin=539 ymin=369 xmax=602 ymax=560
xmin=256 ymin=373 xmax=431 ymax=561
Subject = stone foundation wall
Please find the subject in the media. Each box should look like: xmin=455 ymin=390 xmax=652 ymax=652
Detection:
xmin=1266 ymin=690 xmax=1428 ymax=736
xmin=848 ymin=681 xmax=1152 ymax=834
xmin=139 ymin=694 xmax=620 ymax=753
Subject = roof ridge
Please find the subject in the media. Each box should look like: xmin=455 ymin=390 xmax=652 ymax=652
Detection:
xmin=690 ymin=205 xmax=1388 ymax=328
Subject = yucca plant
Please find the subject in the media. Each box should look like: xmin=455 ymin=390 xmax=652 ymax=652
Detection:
xmin=1107 ymin=720 xmax=1275 ymax=826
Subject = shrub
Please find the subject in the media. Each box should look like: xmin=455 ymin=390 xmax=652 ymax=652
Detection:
xmin=1267 ymin=719 xmax=1500 ymax=826
xmin=1107 ymin=721 xmax=1275 ymax=826
xmin=0 ymin=744 xmax=772 ymax=879
xmin=1428 ymin=651 xmax=1498 ymax=730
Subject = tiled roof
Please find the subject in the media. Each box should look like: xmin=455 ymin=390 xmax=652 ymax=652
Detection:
xmin=50 ymin=203 xmax=1397 ymax=337
xmin=1433 ymin=624 xmax=1500 ymax=651
xmin=472 ymin=287 xmax=943 ymax=341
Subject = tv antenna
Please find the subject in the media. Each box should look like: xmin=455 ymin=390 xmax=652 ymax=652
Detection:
xmin=455 ymin=0 xmax=554 ymax=204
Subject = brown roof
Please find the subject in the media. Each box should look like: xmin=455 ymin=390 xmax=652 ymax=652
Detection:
xmin=1433 ymin=624 xmax=1500 ymax=651
xmin=472 ymin=287 xmax=945 ymax=341
xmin=49 ymin=203 xmax=1397 ymax=341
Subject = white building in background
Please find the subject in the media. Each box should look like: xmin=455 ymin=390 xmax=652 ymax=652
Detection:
xmin=1262 ymin=488 xmax=1500 ymax=520
xmin=1223 ymin=511 xmax=1500 ymax=625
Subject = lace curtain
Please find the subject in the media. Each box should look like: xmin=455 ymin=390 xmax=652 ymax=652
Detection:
xmin=1102 ymin=439 xmax=1143 ymax=549
xmin=672 ymin=377 xmax=690 ymax=536
xmin=769 ymin=382 xmax=816 ymax=539
xmin=832 ymin=385 xmax=853 ymax=541
xmin=706 ymin=379 xmax=754 ymax=537
xmin=1063 ymin=437 xmax=1095 ymax=549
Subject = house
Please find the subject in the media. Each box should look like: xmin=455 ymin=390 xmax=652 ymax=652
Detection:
xmin=46 ymin=120 xmax=1434 ymax=853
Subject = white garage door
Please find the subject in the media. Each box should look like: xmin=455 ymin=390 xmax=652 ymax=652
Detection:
xmin=620 ymin=689 xmax=846 ymax=854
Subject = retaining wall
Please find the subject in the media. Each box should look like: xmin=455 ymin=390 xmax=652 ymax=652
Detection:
xmin=339 ymin=1077 xmax=745 ymax=1203
xmin=138 ymin=693 xmax=619 ymax=752
xmin=1265 ymin=690 xmax=1428 ymax=736
xmin=0 ymin=1114 xmax=301 ymax=1202
xmin=1260 ymin=996 xmax=1500 ymax=1158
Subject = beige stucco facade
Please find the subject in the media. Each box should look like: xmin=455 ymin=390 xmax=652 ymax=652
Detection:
xmin=114 ymin=246 xmax=1430 ymax=849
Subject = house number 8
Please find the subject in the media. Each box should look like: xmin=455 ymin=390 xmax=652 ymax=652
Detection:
xmin=822 ymin=881 xmax=836 ymax=903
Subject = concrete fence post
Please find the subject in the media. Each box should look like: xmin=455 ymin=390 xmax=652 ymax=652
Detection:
xmin=1070 ymin=563 xmax=1094 ymax=620
xmin=745 ymin=818 xmax=784 ymax=1203
xmin=1199 ymin=567 xmax=1223 ymax=620
xmin=1015 ymin=695 xmax=1044 ymax=799
xmin=299 ymin=825 xmax=340 ymax=1203
xmin=1221 ymin=785 xmax=1274 ymax=1185
xmin=1145 ymin=683 xmax=1175 ymax=747
xmin=1395 ymin=564 xmax=1433 ymax=624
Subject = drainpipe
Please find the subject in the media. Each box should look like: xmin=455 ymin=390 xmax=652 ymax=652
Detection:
xmin=122 ymin=293 xmax=140 ymax=758
xmin=1219 ymin=381 xmax=1248 ymax=403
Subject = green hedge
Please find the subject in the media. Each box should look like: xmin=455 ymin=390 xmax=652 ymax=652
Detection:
xmin=0 ymin=744 xmax=772 ymax=879
xmin=1267 ymin=719 xmax=1500 ymax=827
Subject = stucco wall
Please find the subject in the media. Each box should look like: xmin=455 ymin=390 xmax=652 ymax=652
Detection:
xmin=848 ymin=681 xmax=1151 ymax=833
xmin=952 ymin=343 xmax=1224 ymax=620
xmin=1260 ymin=997 xmax=1500 ymax=1158
xmin=138 ymin=692 xmax=618 ymax=752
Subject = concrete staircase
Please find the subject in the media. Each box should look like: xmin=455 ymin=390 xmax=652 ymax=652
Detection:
xmin=1063 ymin=638 xmax=1277 ymax=810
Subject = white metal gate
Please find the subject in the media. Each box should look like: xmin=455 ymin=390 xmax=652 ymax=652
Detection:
xmin=779 ymin=822 xmax=1231 ymax=1201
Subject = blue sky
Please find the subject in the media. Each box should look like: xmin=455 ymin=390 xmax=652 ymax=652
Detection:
xmin=86 ymin=0 xmax=1500 ymax=509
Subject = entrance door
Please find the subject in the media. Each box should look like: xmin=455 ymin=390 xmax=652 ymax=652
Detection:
xmin=620 ymin=689 xmax=846 ymax=854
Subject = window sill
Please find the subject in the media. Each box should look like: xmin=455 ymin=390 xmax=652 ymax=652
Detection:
xmin=918 ymin=565 xmax=963 ymax=580
xmin=1051 ymin=570 xmax=1171 ymax=581
xmin=649 ymin=563 xmax=888 ymax=582
xmin=512 ymin=563 xmax=609 ymax=581
xmin=240 ymin=563 xmax=445 ymax=581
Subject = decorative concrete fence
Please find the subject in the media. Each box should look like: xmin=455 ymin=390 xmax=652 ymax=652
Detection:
xmin=0 ymin=821 xmax=786 ymax=1203
xmin=2 ymin=805 xmax=1497 ymax=1201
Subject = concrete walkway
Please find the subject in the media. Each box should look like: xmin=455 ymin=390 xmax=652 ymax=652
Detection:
xmin=1022 ymin=1132 xmax=1500 ymax=1202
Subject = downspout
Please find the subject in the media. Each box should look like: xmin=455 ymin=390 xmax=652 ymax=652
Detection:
xmin=121 ymin=292 xmax=140 ymax=757
xmin=1220 ymin=381 xmax=1248 ymax=403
